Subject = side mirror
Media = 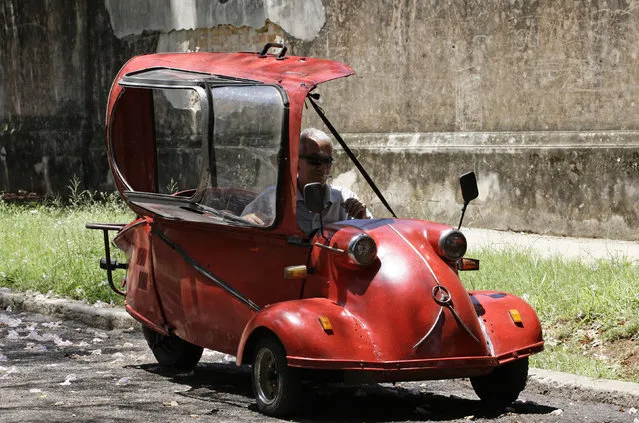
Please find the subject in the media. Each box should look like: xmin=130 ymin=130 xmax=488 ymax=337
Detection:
xmin=303 ymin=182 xmax=326 ymax=214
xmin=457 ymin=171 xmax=479 ymax=230
xmin=460 ymin=172 xmax=479 ymax=204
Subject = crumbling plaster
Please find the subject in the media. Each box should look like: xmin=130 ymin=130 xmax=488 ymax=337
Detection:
xmin=104 ymin=0 xmax=325 ymax=42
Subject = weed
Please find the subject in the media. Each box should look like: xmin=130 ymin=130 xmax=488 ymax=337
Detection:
xmin=67 ymin=174 xmax=89 ymax=207
xmin=0 ymin=184 xmax=133 ymax=305
xmin=166 ymin=177 xmax=179 ymax=195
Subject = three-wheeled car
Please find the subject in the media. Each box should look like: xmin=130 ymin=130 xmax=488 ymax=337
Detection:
xmin=88 ymin=43 xmax=543 ymax=416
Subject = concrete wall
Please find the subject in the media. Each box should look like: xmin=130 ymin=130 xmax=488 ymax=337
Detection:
xmin=0 ymin=1 xmax=160 ymax=194
xmin=2 ymin=1 xmax=639 ymax=239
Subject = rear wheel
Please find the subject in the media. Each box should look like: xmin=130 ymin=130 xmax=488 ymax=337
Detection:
xmin=470 ymin=357 xmax=529 ymax=409
xmin=142 ymin=326 xmax=203 ymax=370
xmin=252 ymin=335 xmax=301 ymax=416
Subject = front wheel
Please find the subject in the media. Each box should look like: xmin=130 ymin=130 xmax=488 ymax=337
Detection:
xmin=252 ymin=335 xmax=301 ymax=416
xmin=470 ymin=357 xmax=529 ymax=409
xmin=142 ymin=326 xmax=203 ymax=370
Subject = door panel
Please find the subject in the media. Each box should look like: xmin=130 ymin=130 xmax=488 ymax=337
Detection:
xmin=150 ymin=221 xmax=310 ymax=354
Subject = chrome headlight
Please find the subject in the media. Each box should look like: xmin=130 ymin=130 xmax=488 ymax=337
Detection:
xmin=438 ymin=229 xmax=467 ymax=261
xmin=347 ymin=234 xmax=377 ymax=266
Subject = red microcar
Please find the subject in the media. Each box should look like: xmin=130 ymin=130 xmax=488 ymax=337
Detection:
xmin=89 ymin=43 xmax=544 ymax=417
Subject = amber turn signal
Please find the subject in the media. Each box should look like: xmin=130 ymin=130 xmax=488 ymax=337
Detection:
xmin=284 ymin=265 xmax=307 ymax=279
xmin=509 ymin=309 xmax=523 ymax=326
xmin=318 ymin=316 xmax=333 ymax=333
xmin=457 ymin=258 xmax=480 ymax=271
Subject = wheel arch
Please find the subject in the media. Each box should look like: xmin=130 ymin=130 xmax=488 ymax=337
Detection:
xmin=470 ymin=290 xmax=544 ymax=361
xmin=236 ymin=297 xmax=377 ymax=366
xmin=240 ymin=326 xmax=278 ymax=365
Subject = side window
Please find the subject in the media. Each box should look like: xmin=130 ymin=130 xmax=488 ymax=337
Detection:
xmin=154 ymin=89 xmax=205 ymax=195
xmin=203 ymin=85 xmax=285 ymax=226
xmin=111 ymin=86 xmax=205 ymax=196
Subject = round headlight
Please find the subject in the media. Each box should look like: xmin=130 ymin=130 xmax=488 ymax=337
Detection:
xmin=438 ymin=230 xmax=467 ymax=261
xmin=347 ymin=234 xmax=377 ymax=266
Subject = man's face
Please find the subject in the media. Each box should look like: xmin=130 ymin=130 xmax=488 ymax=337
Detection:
xmin=298 ymin=138 xmax=334 ymax=188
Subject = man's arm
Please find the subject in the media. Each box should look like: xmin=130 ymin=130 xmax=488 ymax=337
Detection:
xmin=343 ymin=197 xmax=369 ymax=219
xmin=240 ymin=187 xmax=276 ymax=226
xmin=337 ymin=186 xmax=372 ymax=219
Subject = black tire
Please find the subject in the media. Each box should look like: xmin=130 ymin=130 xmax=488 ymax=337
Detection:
xmin=470 ymin=357 xmax=529 ymax=409
xmin=252 ymin=335 xmax=301 ymax=417
xmin=142 ymin=326 xmax=203 ymax=370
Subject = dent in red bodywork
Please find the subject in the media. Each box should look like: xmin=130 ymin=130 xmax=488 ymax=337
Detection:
xmin=114 ymin=218 xmax=167 ymax=333
xmin=469 ymin=290 xmax=544 ymax=362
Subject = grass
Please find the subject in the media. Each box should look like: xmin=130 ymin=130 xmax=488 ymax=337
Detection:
xmin=461 ymin=247 xmax=639 ymax=382
xmin=2 ymin=188 xmax=639 ymax=382
xmin=0 ymin=181 xmax=134 ymax=305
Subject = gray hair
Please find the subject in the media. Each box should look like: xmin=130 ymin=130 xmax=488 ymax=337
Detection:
xmin=300 ymin=128 xmax=332 ymax=154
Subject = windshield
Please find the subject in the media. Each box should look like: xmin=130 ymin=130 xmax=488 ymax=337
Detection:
xmin=111 ymin=70 xmax=287 ymax=226
xmin=202 ymin=85 xmax=285 ymax=226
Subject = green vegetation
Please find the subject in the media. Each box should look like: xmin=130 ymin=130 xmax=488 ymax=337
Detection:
xmin=1 ymin=184 xmax=639 ymax=382
xmin=0 ymin=179 xmax=134 ymax=305
xmin=462 ymin=247 xmax=639 ymax=382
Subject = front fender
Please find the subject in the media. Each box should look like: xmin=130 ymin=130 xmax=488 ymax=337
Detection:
xmin=236 ymin=298 xmax=377 ymax=367
xmin=470 ymin=290 xmax=544 ymax=363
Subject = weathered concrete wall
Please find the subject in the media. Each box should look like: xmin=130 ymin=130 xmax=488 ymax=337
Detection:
xmin=104 ymin=0 xmax=325 ymax=41
xmin=2 ymin=0 xmax=639 ymax=240
xmin=0 ymin=1 xmax=160 ymax=194
xmin=306 ymin=0 xmax=639 ymax=239
xmin=332 ymin=131 xmax=639 ymax=240
xmin=302 ymin=0 xmax=639 ymax=133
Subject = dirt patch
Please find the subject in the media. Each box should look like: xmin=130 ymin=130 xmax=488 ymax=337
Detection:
xmin=598 ymin=339 xmax=639 ymax=382
xmin=542 ymin=322 xmax=639 ymax=383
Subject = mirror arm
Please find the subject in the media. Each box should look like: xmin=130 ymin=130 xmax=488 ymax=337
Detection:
xmin=457 ymin=202 xmax=468 ymax=230
xmin=318 ymin=212 xmax=328 ymax=242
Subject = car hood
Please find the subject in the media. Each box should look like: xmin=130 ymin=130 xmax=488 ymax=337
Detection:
xmin=315 ymin=218 xmax=490 ymax=361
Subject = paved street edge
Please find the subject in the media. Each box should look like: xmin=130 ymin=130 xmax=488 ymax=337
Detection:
xmin=0 ymin=288 xmax=138 ymax=331
xmin=2 ymin=287 xmax=639 ymax=408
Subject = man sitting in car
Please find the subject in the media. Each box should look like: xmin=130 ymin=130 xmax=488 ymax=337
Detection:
xmin=241 ymin=127 xmax=371 ymax=234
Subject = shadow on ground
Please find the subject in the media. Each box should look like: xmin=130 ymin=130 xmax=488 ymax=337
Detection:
xmin=132 ymin=361 xmax=558 ymax=422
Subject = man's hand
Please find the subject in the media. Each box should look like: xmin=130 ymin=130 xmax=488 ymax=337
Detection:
xmin=343 ymin=198 xmax=368 ymax=219
xmin=242 ymin=213 xmax=265 ymax=225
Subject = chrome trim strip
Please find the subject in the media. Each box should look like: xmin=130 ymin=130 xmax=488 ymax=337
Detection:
xmin=476 ymin=315 xmax=495 ymax=356
xmin=413 ymin=307 xmax=444 ymax=349
xmin=387 ymin=224 xmax=440 ymax=285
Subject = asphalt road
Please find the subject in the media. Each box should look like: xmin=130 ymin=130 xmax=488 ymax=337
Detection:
xmin=1 ymin=307 xmax=639 ymax=423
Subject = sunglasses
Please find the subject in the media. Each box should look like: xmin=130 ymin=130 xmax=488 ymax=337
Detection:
xmin=300 ymin=154 xmax=334 ymax=166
